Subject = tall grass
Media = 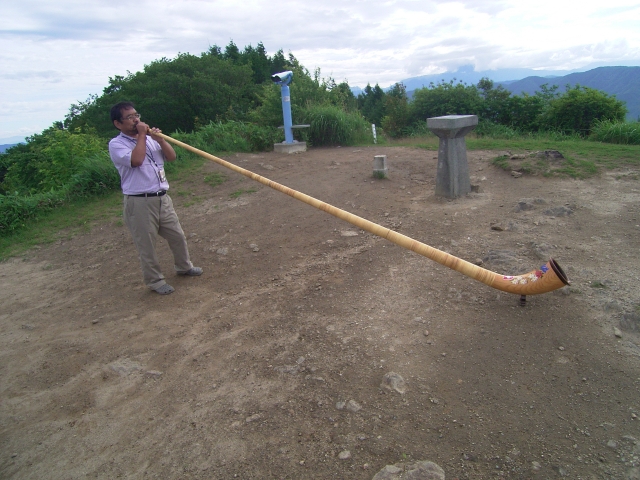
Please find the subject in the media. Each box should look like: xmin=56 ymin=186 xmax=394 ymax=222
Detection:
xmin=590 ymin=120 xmax=640 ymax=145
xmin=401 ymin=120 xmax=434 ymax=138
xmin=66 ymin=152 xmax=121 ymax=196
xmin=0 ymin=191 xmax=67 ymax=234
xmin=475 ymin=121 xmax=523 ymax=139
xmin=301 ymin=105 xmax=372 ymax=146
xmin=475 ymin=121 xmax=587 ymax=142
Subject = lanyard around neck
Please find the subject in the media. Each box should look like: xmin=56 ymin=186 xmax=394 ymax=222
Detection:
xmin=123 ymin=134 xmax=160 ymax=168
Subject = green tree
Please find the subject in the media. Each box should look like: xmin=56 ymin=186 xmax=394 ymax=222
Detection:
xmin=410 ymin=80 xmax=482 ymax=123
xmin=357 ymin=84 xmax=386 ymax=126
xmin=480 ymin=83 xmax=558 ymax=132
xmin=540 ymin=85 xmax=627 ymax=135
xmin=65 ymin=51 xmax=259 ymax=136
xmin=270 ymin=49 xmax=288 ymax=74
xmin=64 ymin=42 xmax=310 ymax=138
xmin=477 ymin=78 xmax=512 ymax=125
xmin=241 ymin=42 xmax=272 ymax=84
xmin=328 ymin=81 xmax=357 ymax=111
xmin=206 ymin=45 xmax=222 ymax=57
xmin=381 ymin=83 xmax=410 ymax=137
xmin=223 ymin=40 xmax=240 ymax=62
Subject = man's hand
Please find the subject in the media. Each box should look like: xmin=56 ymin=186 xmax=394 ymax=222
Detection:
xmin=135 ymin=121 xmax=150 ymax=136
xmin=148 ymin=126 xmax=164 ymax=141
xmin=148 ymin=126 xmax=177 ymax=162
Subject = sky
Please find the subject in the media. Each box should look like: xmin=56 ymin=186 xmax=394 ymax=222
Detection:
xmin=1 ymin=0 xmax=640 ymax=142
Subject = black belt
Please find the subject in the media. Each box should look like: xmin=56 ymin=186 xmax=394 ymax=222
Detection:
xmin=129 ymin=190 xmax=167 ymax=197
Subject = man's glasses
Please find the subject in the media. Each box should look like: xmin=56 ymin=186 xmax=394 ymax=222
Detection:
xmin=122 ymin=113 xmax=141 ymax=121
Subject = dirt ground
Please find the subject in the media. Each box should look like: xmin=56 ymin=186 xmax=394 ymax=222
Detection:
xmin=1 ymin=145 xmax=640 ymax=479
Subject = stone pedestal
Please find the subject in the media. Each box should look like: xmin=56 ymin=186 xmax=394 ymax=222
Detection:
xmin=373 ymin=155 xmax=388 ymax=177
xmin=427 ymin=115 xmax=478 ymax=198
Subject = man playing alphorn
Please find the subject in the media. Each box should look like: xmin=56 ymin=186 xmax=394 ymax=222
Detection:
xmin=108 ymin=101 xmax=202 ymax=295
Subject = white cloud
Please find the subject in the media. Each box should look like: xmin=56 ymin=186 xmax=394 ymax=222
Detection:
xmin=0 ymin=0 xmax=639 ymax=138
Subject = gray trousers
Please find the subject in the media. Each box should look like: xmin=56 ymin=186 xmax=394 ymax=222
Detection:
xmin=123 ymin=194 xmax=193 ymax=290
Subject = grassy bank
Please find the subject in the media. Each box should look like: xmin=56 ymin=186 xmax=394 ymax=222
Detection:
xmin=0 ymin=190 xmax=123 ymax=261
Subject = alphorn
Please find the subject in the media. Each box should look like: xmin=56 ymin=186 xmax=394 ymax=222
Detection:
xmin=155 ymin=132 xmax=570 ymax=300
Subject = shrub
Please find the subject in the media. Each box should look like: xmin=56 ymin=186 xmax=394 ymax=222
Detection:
xmin=540 ymin=86 xmax=627 ymax=136
xmin=1 ymin=127 xmax=106 ymax=195
xmin=0 ymin=151 xmax=120 ymax=236
xmin=176 ymin=120 xmax=281 ymax=153
xmin=503 ymin=94 xmax=548 ymax=132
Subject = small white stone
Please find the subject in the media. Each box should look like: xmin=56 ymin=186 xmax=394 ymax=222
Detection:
xmin=338 ymin=450 xmax=351 ymax=460
xmin=346 ymin=400 xmax=362 ymax=413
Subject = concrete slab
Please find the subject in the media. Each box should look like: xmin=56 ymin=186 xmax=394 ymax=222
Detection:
xmin=274 ymin=142 xmax=307 ymax=154
xmin=427 ymin=115 xmax=478 ymax=133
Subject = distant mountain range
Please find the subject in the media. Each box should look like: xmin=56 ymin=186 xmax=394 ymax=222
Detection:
xmin=393 ymin=65 xmax=579 ymax=92
xmin=350 ymin=65 xmax=577 ymax=96
xmin=355 ymin=65 xmax=640 ymax=121
xmin=0 ymin=136 xmax=26 ymax=153
xmin=0 ymin=143 xmax=19 ymax=153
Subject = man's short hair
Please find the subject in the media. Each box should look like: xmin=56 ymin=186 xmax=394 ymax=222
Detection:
xmin=110 ymin=101 xmax=136 ymax=126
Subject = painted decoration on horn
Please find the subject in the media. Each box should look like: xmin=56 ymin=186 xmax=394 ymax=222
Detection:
xmin=504 ymin=265 xmax=547 ymax=285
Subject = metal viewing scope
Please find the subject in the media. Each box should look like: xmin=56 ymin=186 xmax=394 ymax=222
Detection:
xmin=271 ymin=71 xmax=293 ymax=85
